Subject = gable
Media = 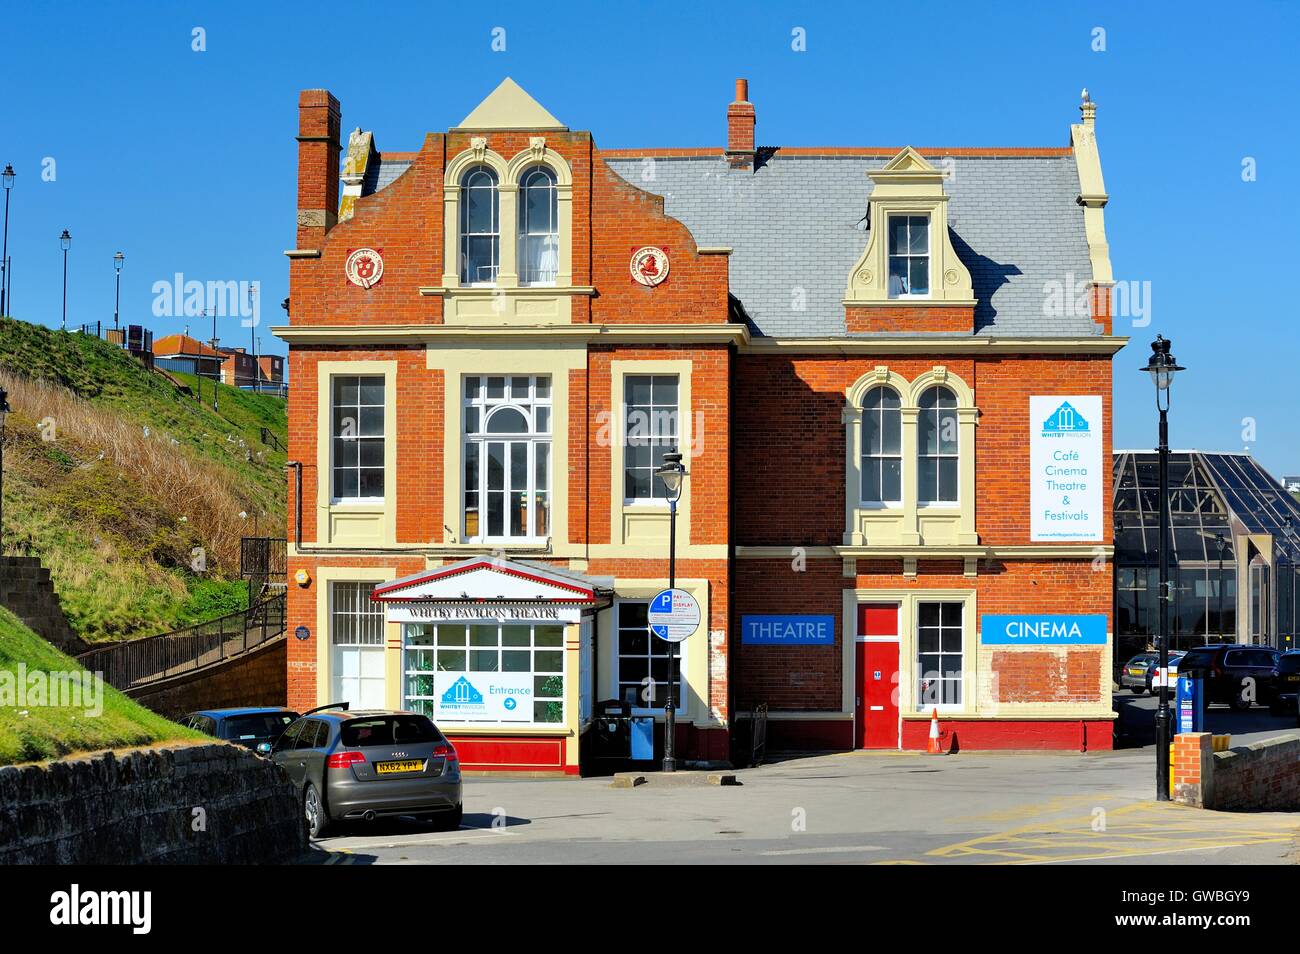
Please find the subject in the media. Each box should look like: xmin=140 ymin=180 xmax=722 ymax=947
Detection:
xmin=457 ymin=77 xmax=566 ymax=131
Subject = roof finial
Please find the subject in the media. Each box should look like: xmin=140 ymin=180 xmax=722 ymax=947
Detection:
xmin=1080 ymin=87 xmax=1097 ymax=126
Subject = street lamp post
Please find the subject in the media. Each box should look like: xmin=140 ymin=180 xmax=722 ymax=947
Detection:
xmin=654 ymin=449 xmax=687 ymax=773
xmin=0 ymin=387 xmax=11 ymax=554
xmin=1142 ymin=335 xmax=1184 ymax=802
xmin=113 ymin=251 xmax=124 ymax=330
xmin=59 ymin=230 xmax=71 ymax=330
xmin=1 ymin=164 xmax=14 ymax=317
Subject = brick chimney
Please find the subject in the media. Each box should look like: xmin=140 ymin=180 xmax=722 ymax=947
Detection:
xmin=726 ymin=78 xmax=755 ymax=169
xmin=296 ymin=89 xmax=342 ymax=249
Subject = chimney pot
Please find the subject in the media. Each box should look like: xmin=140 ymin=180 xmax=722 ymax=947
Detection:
xmin=726 ymin=78 xmax=756 ymax=169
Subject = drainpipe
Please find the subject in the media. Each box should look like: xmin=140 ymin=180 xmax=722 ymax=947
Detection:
xmin=288 ymin=460 xmax=304 ymax=552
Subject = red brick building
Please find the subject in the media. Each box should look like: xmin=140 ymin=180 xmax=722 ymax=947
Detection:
xmin=275 ymin=78 xmax=1124 ymax=771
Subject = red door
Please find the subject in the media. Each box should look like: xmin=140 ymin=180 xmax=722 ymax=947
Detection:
xmin=855 ymin=604 xmax=900 ymax=749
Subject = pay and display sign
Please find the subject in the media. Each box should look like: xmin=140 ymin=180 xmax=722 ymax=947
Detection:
xmin=648 ymin=588 xmax=700 ymax=643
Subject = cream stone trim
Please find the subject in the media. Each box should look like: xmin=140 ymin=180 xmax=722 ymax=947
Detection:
xmin=841 ymin=588 xmax=978 ymax=724
xmin=273 ymin=323 xmax=749 ymax=345
xmin=313 ymin=566 xmax=398 ymax=709
xmin=843 ymin=365 xmax=978 ymax=548
xmin=455 ymin=78 xmax=566 ymax=131
xmin=315 ymin=360 xmax=398 ymax=548
xmin=844 ymin=147 xmax=974 ymax=306
xmin=742 ymin=336 xmax=1129 ymax=355
xmin=608 ymin=359 xmax=694 ymax=550
xmin=695 ymin=246 xmax=733 ymax=255
xmin=430 ymin=343 xmax=586 ymax=551
xmin=283 ymin=249 xmax=322 ymax=259
xmin=1071 ymin=105 xmax=1114 ymax=285
xmin=596 ymin=578 xmax=716 ymax=726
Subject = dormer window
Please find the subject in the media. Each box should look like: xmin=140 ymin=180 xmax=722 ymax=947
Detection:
xmin=518 ymin=166 xmax=558 ymax=286
xmin=460 ymin=166 xmax=499 ymax=285
xmin=887 ymin=215 xmax=929 ymax=298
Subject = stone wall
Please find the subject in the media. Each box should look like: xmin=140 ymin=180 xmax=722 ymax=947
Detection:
xmin=0 ymin=555 xmax=86 ymax=655
xmin=1173 ymin=732 xmax=1300 ymax=811
xmin=128 ymin=636 xmax=287 ymax=719
xmin=0 ymin=742 xmax=307 ymax=864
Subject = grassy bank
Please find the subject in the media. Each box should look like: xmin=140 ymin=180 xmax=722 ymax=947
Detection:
xmin=0 ymin=607 xmax=202 ymax=765
xmin=0 ymin=317 xmax=285 ymax=642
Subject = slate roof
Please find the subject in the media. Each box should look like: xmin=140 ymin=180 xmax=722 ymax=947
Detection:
xmin=363 ymin=158 xmax=413 ymax=195
xmin=603 ymin=152 xmax=1099 ymax=339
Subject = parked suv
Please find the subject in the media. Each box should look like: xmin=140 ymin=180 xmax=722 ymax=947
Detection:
xmin=1175 ymin=644 xmax=1281 ymax=710
xmin=1267 ymin=652 xmax=1300 ymax=716
xmin=260 ymin=707 xmax=463 ymax=838
xmin=183 ymin=707 xmax=300 ymax=750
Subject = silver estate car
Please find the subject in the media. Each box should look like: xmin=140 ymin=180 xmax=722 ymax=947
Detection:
xmin=261 ymin=707 xmax=463 ymax=838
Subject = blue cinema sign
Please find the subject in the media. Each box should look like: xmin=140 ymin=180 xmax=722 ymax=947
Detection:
xmin=741 ymin=615 xmax=835 ymax=646
xmin=980 ymin=614 xmax=1107 ymax=645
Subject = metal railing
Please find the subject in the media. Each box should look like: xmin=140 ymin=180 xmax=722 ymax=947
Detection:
xmin=76 ymin=592 xmax=286 ymax=692
xmin=750 ymin=703 xmax=769 ymax=767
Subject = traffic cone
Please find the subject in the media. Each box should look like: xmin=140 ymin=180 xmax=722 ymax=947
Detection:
xmin=927 ymin=708 xmax=943 ymax=754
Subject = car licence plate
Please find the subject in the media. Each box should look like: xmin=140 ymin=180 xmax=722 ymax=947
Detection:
xmin=1287 ymin=674 xmax=1300 ymax=682
xmin=375 ymin=759 xmax=424 ymax=775
xmin=1128 ymin=668 xmax=1144 ymax=675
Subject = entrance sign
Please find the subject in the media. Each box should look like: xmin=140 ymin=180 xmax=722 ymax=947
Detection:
xmin=1029 ymin=395 xmax=1103 ymax=541
xmin=433 ymin=671 xmax=532 ymax=722
xmin=741 ymin=615 xmax=834 ymax=646
xmin=980 ymin=614 xmax=1107 ymax=645
xmin=648 ymin=589 xmax=700 ymax=643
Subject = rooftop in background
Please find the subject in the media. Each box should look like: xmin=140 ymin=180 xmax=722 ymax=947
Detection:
xmin=1113 ymin=451 xmax=1300 ymax=565
xmin=153 ymin=334 xmax=220 ymax=359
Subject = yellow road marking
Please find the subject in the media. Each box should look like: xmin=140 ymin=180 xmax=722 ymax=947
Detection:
xmin=925 ymin=801 xmax=1299 ymax=865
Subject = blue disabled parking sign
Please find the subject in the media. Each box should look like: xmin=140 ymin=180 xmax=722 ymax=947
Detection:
xmin=648 ymin=588 xmax=701 ymax=643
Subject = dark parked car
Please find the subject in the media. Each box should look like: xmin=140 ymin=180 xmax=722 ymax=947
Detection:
xmin=260 ymin=707 xmax=463 ymax=838
xmin=1267 ymin=652 xmax=1300 ymax=716
xmin=183 ymin=707 xmax=300 ymax=750
xmin=1175 ymin=644 xmax=1281 ymax=710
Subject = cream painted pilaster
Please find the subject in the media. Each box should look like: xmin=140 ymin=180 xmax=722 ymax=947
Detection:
xmin=899 ymin=406 xmax=922 ymax=545
xmin=496 ymin=184 xmax=520 ymax=287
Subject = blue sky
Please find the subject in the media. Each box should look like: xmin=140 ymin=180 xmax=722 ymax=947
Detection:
xmin=2 ymin=0 xmax=1297 ymax=475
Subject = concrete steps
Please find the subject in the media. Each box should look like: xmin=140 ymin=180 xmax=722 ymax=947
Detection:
xmin=0 ymin=556 xmax=87 ymax=655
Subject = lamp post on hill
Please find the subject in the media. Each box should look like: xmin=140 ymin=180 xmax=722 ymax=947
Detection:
xmin=1142 ymin=335 xmax=1184 ymax=802
xmin=1 ymin=164 xmax=14 ymax=317
xmin=59 ymin=230 xmax=71 ymax=330
xmin=113 ymin=251 xmax=125 ymax=330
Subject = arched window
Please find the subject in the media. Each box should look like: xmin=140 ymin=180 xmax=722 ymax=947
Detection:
xmin=463 ymin=375 xmax=551 ymax=541
xmin=518 ymin=166 xmax=558 ymax=286
xmin=861 ymin=386 xmax=902 ymax=505
xmin=918 ymin=386 xmax=958 ymax=504
xmin=460 ymin=166 xmax=499 ymax=285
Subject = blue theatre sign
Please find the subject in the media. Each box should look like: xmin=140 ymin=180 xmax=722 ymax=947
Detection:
xmin=980 ymin=614 xmax=1107 ymax=645
xmin=741 ymin=615 xmax=835 ymax=646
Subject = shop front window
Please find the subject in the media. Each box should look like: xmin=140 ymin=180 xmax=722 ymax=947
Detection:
xmin=402 ymin=620 xmax=565 ymax=724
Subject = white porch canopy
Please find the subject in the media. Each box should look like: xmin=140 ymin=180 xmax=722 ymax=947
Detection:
xmin=370 ymin=556 xmax=611 ymax=624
